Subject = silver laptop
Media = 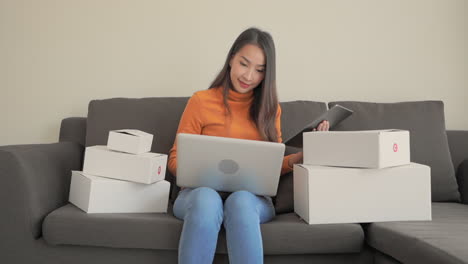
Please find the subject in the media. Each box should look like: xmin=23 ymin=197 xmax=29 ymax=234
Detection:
xmin=176 ymin=133 xmax=285 ymax=196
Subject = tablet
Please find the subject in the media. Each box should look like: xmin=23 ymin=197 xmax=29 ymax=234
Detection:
xmin=286 ymin=104 xmax=353 ymax=148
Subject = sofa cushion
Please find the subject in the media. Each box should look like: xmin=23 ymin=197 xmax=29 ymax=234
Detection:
xmin=0 ymin=143 xmax=84 ymax=239
xmin=447 ymin=130 xmax=468 ymax=173
xmin=43 ymin=203 xmax=364 ymax=255
xmin=86 ymin=97 xmax=189 ymax=154
xmin=59 ymin=117 xmax=87 ymax=146
xmin=328 ymin=101 xmax=459 ymax=202
xmin=367 ymin=202 xmax=468 ymax=264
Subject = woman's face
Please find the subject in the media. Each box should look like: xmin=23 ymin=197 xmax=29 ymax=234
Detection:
xmin=229 ymin=44 xmax=266 ymax=94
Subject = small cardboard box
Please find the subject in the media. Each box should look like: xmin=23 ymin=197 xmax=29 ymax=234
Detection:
xmin=83 ymin=145 xmax=167 ymax=184
xmin=107 ymin=129 xmax=153 ymax=154
xmin=69 ymin=171 xmax=170 ymax=213
xmin=293 ymin=163 xmax=432 ymax=225
xmin=303 ymin=129 xmax=410 ymax=169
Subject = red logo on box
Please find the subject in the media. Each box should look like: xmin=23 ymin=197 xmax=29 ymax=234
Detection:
xmin=393 ymin=143 xmax=398 ymax=152
xmin=158 ymin=166 xmax=161 ymax=175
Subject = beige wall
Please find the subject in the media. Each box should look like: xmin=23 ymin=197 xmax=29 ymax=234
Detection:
xmin=1 ymin=0 xmax=467 ymax=146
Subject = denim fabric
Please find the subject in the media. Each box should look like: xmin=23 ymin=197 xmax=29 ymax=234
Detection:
xmin=173 ymin=187 xmax=276 ymax=264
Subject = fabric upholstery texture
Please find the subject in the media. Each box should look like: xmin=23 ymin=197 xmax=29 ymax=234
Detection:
xmin=446 ymin=130 xmax=468 ymax=173
xmin=328 ymin=101 xmax=459 ymax=202
xmin=456 ymin=160 xmax=468 ymax=204
xmin=373 ymin=251 xmax=403 ymax=264
xmin=367 ymin=203 xmax=468 ymax=264
xmin=11 ymin=238 xmax=375 ymax=264
xmin=86 ymin=97 xmax=189 ymax=153
xmin=0 ymin=143 xmax=84 ymax=239
xmin=59 ymin=117 xmax=87 ymax=146
xmin=43 ymin=203 xmax=364 ymax=255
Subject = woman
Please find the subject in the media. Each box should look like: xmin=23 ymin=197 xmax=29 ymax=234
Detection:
xmin=168 ymin=27 xmax=329 ymax=264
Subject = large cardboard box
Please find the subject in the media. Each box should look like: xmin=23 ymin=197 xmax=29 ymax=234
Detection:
xmin=293 ymin=163 xmax=431 ymax=224
xmin=83 ymin=145 xmax=167 ymax=184
xmin=303 ymin=129 xmax=410 ymax=169
xmin=69 ymin=171 xmax=170 ymax=213
xmin=107 ymin=129 xmax=153 ymax=154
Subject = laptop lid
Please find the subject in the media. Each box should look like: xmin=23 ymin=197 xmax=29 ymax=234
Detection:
xmin=176 ymin=133 xmax=285 ymax=196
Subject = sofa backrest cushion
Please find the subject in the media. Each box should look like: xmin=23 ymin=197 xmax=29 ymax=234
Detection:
xmin=328 ymin=101 xmax=460 ymax=202
xmin=86 ymin=97 xmax=189 ymax=153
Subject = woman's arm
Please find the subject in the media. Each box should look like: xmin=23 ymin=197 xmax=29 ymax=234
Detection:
xmin=274 ymin=103 xmax=330 ymax=172
xmin=168 ymin=94 xmax=204 ymax=177
xmin=287 ymin=120 xmax=330 ymax=168
xmin=275 ymin=104 xmax=296 ymax=175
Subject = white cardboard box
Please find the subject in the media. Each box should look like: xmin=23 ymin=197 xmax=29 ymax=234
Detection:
xmin=303 ymin=129 xmax=410 ymax=169
xmin=83 ymin=145 xmax=167 ymax=184
xmin=107 ymin=129 xmax=153 ymax=154
xmin=293 ymin=163 xmax=431 ymax=225
xmin=69 ymin=171 xmax=170 ymax=213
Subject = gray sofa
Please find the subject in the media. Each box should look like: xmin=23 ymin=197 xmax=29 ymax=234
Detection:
xmin=1 ymin=97 xmax=467 ymax=264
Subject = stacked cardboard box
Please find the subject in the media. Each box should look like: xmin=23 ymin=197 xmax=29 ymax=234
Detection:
xmin=294 ymin=129 xmax=432 ymax=224
xmin=69 ymin=129 xmax=170 ymax=213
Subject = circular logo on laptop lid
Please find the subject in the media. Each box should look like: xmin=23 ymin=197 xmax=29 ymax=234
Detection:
xmin=218 ymin=159 xmax=239 ymax=174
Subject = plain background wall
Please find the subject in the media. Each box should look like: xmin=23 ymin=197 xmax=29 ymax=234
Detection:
xmin=1 ymin=0 xmax=467 ymax=146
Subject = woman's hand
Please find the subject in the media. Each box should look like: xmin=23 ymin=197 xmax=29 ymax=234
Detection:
xmin=313 ymin=120 xmax=330 ymax=131
xmin=288 ymin=120 xmax=330 ymax=167
xmin=288 ymin=151 xmax=303 ymax=167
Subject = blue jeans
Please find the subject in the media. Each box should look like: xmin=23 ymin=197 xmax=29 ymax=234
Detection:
xmin=173 ymin=187 xmax=276 ymax=264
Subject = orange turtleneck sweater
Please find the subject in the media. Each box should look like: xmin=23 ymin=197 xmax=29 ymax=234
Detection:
xmin=168 ymin=87 xmax=294 ymax=177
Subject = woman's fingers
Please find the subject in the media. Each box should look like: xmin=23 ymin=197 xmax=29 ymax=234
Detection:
xmin=315 ymin=121 xmax=330 ymax=131
xmin=321 ymin=120 xmax=329 ymax=131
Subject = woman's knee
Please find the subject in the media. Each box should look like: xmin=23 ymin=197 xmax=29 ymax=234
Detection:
xmin=190 ymin=187 xmax=222 ymax=204
xmin=224 ymin=190 xmax=256 ymax=212
xmin=187 ymin=187 xmax=223 ymax=217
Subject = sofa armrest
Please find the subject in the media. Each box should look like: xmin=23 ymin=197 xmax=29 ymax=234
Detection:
xmin=0 ymin=142 xmax=84 ymax=239
xmin=59 ymin=117 xmax=87 ymax=146
xmin=447 ymin=130 xmax=468 ymax=173
xmin=456 ymin=160 xmax=468 ymax=204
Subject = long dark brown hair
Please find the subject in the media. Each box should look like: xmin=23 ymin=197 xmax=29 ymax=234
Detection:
xmin=209 ymin=27 xmax=279 ymax=142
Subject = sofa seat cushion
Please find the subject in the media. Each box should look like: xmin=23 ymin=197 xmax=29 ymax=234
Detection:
xmin=367 ymin=202 xmax=468 ymax=264
xmin=43 ymin=203 xmax=364 ymax=255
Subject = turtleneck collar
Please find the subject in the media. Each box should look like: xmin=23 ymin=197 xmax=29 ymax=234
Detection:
xmin=225 ymin=87 xmax=254 ymax=102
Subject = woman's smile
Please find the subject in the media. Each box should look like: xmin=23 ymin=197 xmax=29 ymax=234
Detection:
xmin=239 ymin=80 xmax=250 ymax=89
